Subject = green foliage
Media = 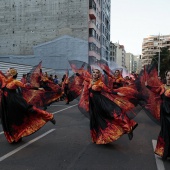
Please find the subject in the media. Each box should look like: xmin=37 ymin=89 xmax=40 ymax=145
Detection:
xmin=151 ymin=47 xmax=170 ymax=78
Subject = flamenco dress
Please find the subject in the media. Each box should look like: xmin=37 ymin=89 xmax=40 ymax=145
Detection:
xmin=78 ymin=77 xmax=138 ymax=144
xmin=0 ymin=75 xmax=54 ymax=143
xmin=147 ymin=84 xmax=170 ymax=159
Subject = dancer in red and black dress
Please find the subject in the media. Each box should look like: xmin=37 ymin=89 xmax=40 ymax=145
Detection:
xmin=145 ymin=70 xmax=170 ymax=159
xmin=22 ymin=63 xmax=63 ymax=110
xmin=0 ymin=68 xmax=56 ymax=143
xmin=76 ymin=69 xmax=138 ymax=144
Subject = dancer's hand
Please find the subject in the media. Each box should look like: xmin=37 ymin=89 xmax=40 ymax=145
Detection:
xmin=117 ymin=92 xmax=125 ymax=97
xmin=38 ymin=88 xmax=44 ymax=91
xmin=145 ymin=81 xmax=148 ymax=86
xmin=26 ymin=83 xmax=31 ymax=86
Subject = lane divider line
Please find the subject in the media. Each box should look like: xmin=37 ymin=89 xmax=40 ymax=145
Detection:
xmin=52 ymin=104 xmax=78 ymax=115
xmin=0 ymin=129 xmax=55 ymax=162
xmin=0 ymin=132 xmax=4 ymax=135
xmin=49 ymin=105 xmax=65 ymax=107
xmin=152 ymin=139 xmax=165 ymax=170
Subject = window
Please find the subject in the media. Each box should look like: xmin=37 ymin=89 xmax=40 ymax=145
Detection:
xmin=89 ymin=28 xmax=96 ymax=38
xmin=89 ymin=0 xmax=96 ymax=11
xmin=89 ymin=42 xmax=96 ymax=51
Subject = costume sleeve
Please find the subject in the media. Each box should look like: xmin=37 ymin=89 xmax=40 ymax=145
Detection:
xmin=101 ymin=82 xmax=117 ymax=94
xmin=76 ymin=73 xmax=91 ymax=83
xmin=0 ymin=72 xmax=7 ymax=88
xmin=146 ymin=85 xmax=164 ymax=95
xmin=15 ymin=80 xmax=39 ymax=90
xmin=120 ymin=77 xmax=125 ymax=82
xmin=0 ymin=73 xmax=3 ymax=81
xmin=0 ymin=72 xmax=6 ymax=82
xmin=103 ymin=70 xmax=114 ymax=79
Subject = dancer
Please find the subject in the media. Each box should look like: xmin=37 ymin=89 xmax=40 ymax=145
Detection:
xmin=23 ymin=65 xmax=63 ymax=110
xmin=145 ymin=70 xmax=170 ymax=159
xmin=76 ymin=68 xmax=138 ymax=144
xmin=103 ymin=69 xmax=124 ymax=89
xmin=112 ymin=70 xmax=125 ymax=89
xmin=0 ymin=68 xmax=56 ymax=143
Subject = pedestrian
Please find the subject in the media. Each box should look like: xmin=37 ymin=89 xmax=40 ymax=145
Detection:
xmin=53 ymin=75 xmax=59 ymax=84
xmin=26 ymin=72 xmax=31 ymax=84
xmin=145 ymin=70 xmax=170 ymax=159
xmin=21 ymin=74 xmax=27 ymax=84
xmin=76 ymin=68 xmax=138 ymax=144
xmin=0 ymin=68 xmax=56 ymax=143
xmin=49 ymin=74 xmax=54 ymax=81
xmin=62 ymin=73 xmax=70 ymax=104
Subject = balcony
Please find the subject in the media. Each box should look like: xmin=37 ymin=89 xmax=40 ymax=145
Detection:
xmin=89 ymin=51 xmax=100 ymax=60
xmin=89 ymin=37 xmax=100 ymax=47
xmin=89 ymin=9 xmax=96 ymax=19
xmin=89 ymin=20 xmax=97 ymax=29
xmin=89 ymin=21 xmax=100 ymax=35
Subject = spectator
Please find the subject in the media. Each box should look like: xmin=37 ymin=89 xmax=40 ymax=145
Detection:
xmin=53 ymin=75 xmax=59 ymax=84
xmin=21 ymin=74 xmax=27 ymax=84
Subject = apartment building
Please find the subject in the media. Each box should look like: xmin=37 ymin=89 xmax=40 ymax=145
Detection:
xmin=100 ymin=0 xmax=111 ymax=61
xmin=125 ymin=53 xmax=142 ymax=74
xmin=110 ymin=42 xmax=126 ymax=68
xmin=110 ymin=42 xmax=117 ymax=63
xmin=125 ymin=53 xmax=133 ymax=73
xmin=0 ymin=0 xmax=111 ymax=69
xmin=142 ymin=35 xmax=170 ymax=67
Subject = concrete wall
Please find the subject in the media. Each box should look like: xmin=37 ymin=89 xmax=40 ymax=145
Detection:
xmin=0 ymin=35 xmax=88 ymax=71
xmin=0 ymin=0 xmax=89 ymax=55
xmin=33 ymin=35 xmax=88 ymax=69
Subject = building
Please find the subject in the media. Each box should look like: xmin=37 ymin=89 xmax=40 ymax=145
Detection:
xmin=110 ymin=42 xmax=117 ymax=63
xmin=0 ymin=0 xmax=111 ymax=69
xmin=125 ymin=53 xmax=142 ymax=74
xmin=125 ymin=53 xmax=133 ymax=73
xmin=110 ymin=42 xmax=126 ymax=68
xmin=133 ymin=55 xmax=142 ymax=74
xmin=100 ymin=0 xmax=111 ymax=61
xmin=142 ymin=35 xmax=170 ymax=67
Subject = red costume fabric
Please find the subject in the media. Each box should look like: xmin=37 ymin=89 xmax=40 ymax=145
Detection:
xmin=0 ymin=73 xmax=54 ymax=143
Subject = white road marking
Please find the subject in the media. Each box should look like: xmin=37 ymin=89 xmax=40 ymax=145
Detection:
xmin=0 ymin=131 xmax=4 ymax=135
xmin=0 ymin=129 xmax=55 ymax=162
xmin=52 ymin=104 xmax=78 ymax=115
xmin=50 ymin=105 xmax=65 ymax=106
xmin=152 ymin=140 xmax=165 ymax=170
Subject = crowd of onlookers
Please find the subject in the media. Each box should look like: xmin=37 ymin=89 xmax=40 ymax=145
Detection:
xmin=20 ymin=72 xmax=60 ymax=85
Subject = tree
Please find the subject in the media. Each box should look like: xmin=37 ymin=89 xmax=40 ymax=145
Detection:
xmin=151 ymin=47 xmax=170 ymax=78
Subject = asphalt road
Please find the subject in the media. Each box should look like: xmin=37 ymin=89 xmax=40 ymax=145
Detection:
xmin=0 ymin=100 xmax=169 ymax=170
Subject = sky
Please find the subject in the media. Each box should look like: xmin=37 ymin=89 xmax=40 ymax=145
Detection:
xmin=110 ymin=0 xmax=170 ymax=55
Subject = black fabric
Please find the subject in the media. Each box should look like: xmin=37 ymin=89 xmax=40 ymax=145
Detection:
xmin=159 ymin=94 xmax=170 ymax=159
xmin=40 ymin=81 xmax=52 ymax=91
xmin=89 ymin=88 xmax=122 ymax=133
xmin=113 ymin=82 xmax=123 ymax=89
xmin=0 ymin=87 xmax=33 ymax=135
xmin=31 ymin=87 xmax=39 ymax=90
xmin=112 ymin=91 xmax=118 ymax=95
xmin=76 ymin=73 xmax=80 ymax=76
